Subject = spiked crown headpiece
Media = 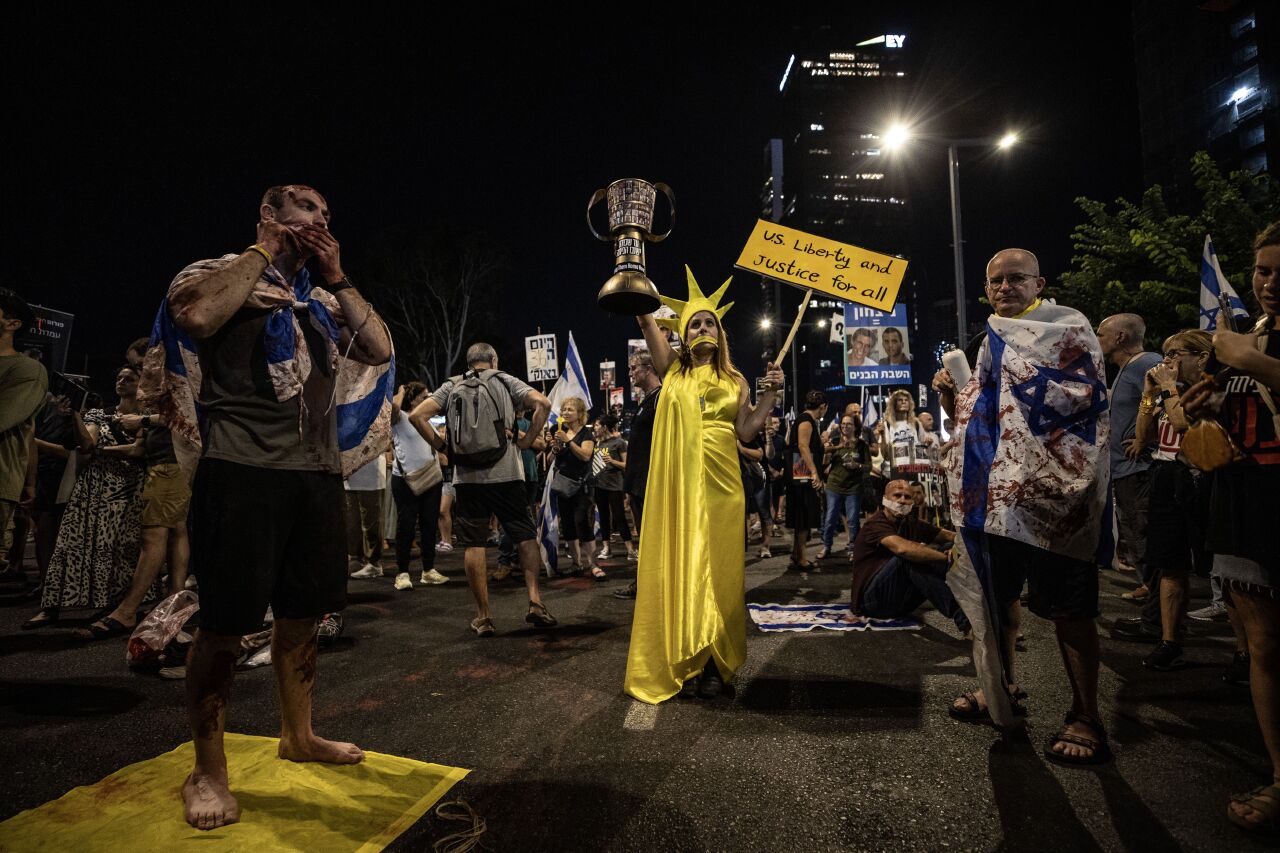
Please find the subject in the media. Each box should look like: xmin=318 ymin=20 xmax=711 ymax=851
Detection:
xmin=656 ymin=266 xmax=735 ymax=338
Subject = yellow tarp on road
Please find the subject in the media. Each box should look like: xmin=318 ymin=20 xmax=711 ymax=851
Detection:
xmin=0 ymin=733 xmax=469 ymax=852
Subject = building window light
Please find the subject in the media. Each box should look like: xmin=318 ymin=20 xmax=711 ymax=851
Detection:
xmin=810 ymin=123 xmax=825 ymax=131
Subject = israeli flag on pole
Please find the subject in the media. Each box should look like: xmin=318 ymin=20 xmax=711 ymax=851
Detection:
xmin=547 ymin=331 xmax=593 ymax=426
xmin=1200 ymin=234 xmax=1251 ymax=330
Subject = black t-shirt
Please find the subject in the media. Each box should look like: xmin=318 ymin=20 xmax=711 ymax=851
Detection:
xmin=850 ymin=509 xmax=942 ymax=611
xmin=555 ymin=426 xmax=593 ymax=480
xmin=623 ymin=387 xmax=661 ymax=495
xmin=1205 ymin=327 xmax=1280 ymax=564
xmin=143 ymin=423 xmax=178 ymax=466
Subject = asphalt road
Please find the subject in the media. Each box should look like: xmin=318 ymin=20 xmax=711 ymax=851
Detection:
xmin=0 ymin=540 xmax=1269 ymax=852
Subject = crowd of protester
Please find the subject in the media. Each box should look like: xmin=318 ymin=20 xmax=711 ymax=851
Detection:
xmin=1 ymin=215 xmax=1278 ymax=836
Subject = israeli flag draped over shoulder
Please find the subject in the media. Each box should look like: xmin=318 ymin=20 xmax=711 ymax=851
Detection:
xmin=1200 ymin=234 xmax=1252 ymax=330
xmin=944 ymin=301 xmax=1110 ymax=727
xmin=140 ymin=261 xmax=394 ymax=480
xmin=536 ymin=332 xmax=594 ymax=573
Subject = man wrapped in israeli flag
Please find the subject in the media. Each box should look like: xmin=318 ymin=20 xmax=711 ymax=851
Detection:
xmin=933 ymin=248 xmax=1113 ymax=766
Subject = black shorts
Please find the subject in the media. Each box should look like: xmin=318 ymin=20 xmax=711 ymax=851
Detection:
xmin=986 ymin=534 xmax=1098 ymax=621
xmin=191 ymin=458 xmax=347 ymax=635
xmin=1145 ymin=460 xmax=1209 ymax=577
xmin=453 ymin=481 xmax=537 ymax=547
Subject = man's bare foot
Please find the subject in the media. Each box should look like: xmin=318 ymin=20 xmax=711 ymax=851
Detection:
xmin=278 ymin=734 xmax=364 ymax=764
xmin=182 ymin=771 xmax=240 ymax=831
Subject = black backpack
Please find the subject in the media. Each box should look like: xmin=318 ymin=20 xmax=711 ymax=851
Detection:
xmin=446 ymin=369 xmax=514 ymax=468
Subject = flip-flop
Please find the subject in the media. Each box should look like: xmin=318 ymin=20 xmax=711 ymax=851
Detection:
xmin=85 ymin=616 xmax=135 ymax=640
xmin=590 ymin=567 xmax=608 ymax=581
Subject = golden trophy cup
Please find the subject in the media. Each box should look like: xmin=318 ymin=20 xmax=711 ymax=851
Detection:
xmin=587 ymin=178 xmax=675 ymax=315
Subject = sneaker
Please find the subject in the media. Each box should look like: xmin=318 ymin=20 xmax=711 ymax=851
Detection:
xmin=435 ymin=541 xmax=453 ymax=553
xmin=597 ymin=547 xmax=611 ymax=561
xmin=350 ymin=563 xmax=382 ymax=579
xmin=394 ymin=572 xmax=414 ymax=591
xmin=815 ymin=546 xmax=830 ymax=560
xmin=1223 ymin=651 xmax=1251 ymax=686
xmin=758 ymin=547 xmax=772 ymax=559
xmin=748 ymin=522 xmax=762 ymax=539
xmin=317 ymin=613 xmax=344 ymax=648
xmin=347 ymin=556 xmax=363 ymax=574
xmin=419 ymin=569 xmax=449 ymax=585
xmin=1188 ymin=601 xmax=1227 ymax=622
xmin=1142 ymin=640 xmax=1185 ymax=671
xmin=627 ymin=551 xmax=638 ymax=562
xmin=613 ymin=581 xmax=637 ymax=600
xmin=470 ymin=617 xmax=496 ymax=637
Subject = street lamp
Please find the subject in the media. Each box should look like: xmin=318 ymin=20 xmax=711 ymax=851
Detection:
xmin=882 ymin=125 xmax=1020 ymax=348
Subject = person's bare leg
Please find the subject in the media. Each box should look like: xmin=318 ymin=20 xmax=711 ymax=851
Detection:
xmin=791 ymin=529 xmax=809 ymax=562
xmin=183 ymin=629 xmax=242 ymax=830
xmin=1227 ymin=588 xmax=1280 ymax=827
xmin=273 ymin=617 xmax=364 ymax=764
xmin=518 ymin=539 xmax=544 ymax=606
xmin=954 ymin=599 xmax=1021 ymax=712
xmin=438 ymin=494 xmax=453 ymax=546
xmin=167 ymin=525 xmax=190 ymax=595
xmin=1051 ymin=617 xmax=1103 ymax=759
xmin=463 ymin=546 xmax=490 ymax=619
xmin=1160 ymin=576 xmax=1189 ymax=643
xmin=1227 ymin=599 xmax=1250 ymax=655
xmin=104 ymin=526 xmax=170 ymax=627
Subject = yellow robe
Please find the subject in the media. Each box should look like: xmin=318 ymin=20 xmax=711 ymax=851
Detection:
xmin=624 ymin=363 xmax=746 ymax=704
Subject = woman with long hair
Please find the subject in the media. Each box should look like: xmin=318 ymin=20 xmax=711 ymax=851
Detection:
xmin=624 ymin=269 xmax=783 ymax=703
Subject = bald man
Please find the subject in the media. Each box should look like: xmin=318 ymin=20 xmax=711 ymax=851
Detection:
xmin=1097 ymin=313 xmax=1163 ymax=638
xmin=850 ymin=479 xmax=968 ymax=632
xmin=933 ymin=248 xmax=1112 ymax=764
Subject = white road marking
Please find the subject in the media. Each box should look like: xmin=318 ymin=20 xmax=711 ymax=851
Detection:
xmin=623 ymin=700 xmax=659 ymax=731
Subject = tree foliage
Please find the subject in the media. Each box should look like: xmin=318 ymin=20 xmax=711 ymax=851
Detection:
xmin=357 ymin=226 xmax=508 ymax=388
xmin=1052 ymin=152 xmax=1280 ymax=348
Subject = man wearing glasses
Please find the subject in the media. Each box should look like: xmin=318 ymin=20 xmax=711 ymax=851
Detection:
xmin=935 ymin=249 xmax=1112 ymax=765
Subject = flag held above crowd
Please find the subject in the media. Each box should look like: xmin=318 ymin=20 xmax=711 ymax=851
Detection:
xmin=1199 ymin=234 xmax=1252 ymax=330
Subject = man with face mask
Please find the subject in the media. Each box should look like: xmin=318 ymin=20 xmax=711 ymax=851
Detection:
xmin=849 ymin=479 xmax=968 ymax=633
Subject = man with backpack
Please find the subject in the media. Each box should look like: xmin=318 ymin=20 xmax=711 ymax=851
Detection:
xmin=410 ymin=343 xmax=556 ymax=636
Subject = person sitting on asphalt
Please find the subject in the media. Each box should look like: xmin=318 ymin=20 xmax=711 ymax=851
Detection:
xmin=849 ymin=479 xmax=968 ymax=635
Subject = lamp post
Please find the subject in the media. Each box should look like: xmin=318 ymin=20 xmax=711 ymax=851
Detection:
xmin=884 ymin=127 xmax=1019 ymax=349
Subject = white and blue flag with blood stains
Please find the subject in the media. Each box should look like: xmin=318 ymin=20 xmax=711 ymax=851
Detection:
xmin=1200 ymin=234 xmax=1252 ymax=330
xmin=140 ymin=261 xmax=393 ymax=479
xmin=944 ymin=302 xmax=1111 ymax=726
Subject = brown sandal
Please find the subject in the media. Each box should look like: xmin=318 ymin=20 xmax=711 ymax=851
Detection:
xmin=1043 ymin=711 xmax=1113 ymax=766
xmin=525 ymin=601 xmax=558 ymax=627
xmin=1229 ymin=783 xmax=1280 ymax=834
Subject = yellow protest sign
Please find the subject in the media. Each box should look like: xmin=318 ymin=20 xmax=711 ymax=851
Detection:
xmin=734 ymin=219 xmax=908 ymax=311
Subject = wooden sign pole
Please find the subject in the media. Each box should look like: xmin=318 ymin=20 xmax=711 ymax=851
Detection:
xmin=773 ymin=290 xmax=812 ymax=368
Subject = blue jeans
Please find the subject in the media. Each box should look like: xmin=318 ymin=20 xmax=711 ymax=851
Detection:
xmin=821 ymin=490 xmax=861 ymax=551
xmin=861 ymin=556 xmax=970 ymax=631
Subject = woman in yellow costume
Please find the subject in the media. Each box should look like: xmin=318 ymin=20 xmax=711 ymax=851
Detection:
xmin=624 ymin=268 xmax=784 ymax=703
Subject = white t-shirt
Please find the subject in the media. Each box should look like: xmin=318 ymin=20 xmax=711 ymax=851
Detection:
xmin=391 ymin=414 xmax=437 ymax=477
xmin=344 ymin=455 xmax=386 ymax=491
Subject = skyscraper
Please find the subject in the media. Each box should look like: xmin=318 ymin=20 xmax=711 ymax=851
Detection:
xmin=1133 ymin=0 xmax=1276 ymax=206
xmin=762 ymin=26 xmax=918 ymax=395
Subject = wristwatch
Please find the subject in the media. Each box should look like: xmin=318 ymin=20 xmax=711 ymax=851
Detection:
xmin=326 ymin=276 xmax=354 ymax=294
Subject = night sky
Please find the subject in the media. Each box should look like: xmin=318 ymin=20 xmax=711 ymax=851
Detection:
xmin=8 ymin=5 xmax=1143 ymax=396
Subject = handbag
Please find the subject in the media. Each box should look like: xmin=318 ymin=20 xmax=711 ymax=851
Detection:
xmin=404 ymin=457 xmax=444 ymax=495
xmin=1182 ymin=328 xmax=1278 ymax=472
xmin=550 ymin=469 xmax=584 ymax=499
